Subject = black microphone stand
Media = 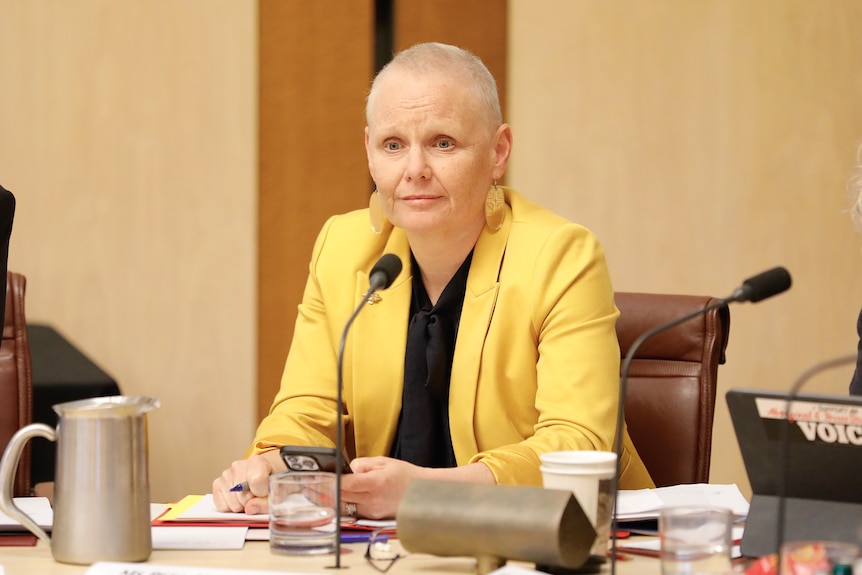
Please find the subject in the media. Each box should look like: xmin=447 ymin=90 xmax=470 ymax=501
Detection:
xmin=330 ymin=254 xmax=402 ymax=569
xmin=331 ymin=285 xmax=378 ymax=569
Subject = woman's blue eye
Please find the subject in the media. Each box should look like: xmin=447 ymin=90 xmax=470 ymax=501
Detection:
xmin=438 ymin=140 xmax=452 ymax=149
xmin=385 ymin=141 xmax=401 ymax=151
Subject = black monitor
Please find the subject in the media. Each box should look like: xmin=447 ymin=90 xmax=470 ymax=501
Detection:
xmin=726 ymin=388 xmax=862 ymax=557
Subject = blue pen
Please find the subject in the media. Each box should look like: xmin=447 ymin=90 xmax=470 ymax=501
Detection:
xmin=341 ymin=532 xmax=387 ymax=544
xmin=229 ymin=481 xmax=249 ymax=492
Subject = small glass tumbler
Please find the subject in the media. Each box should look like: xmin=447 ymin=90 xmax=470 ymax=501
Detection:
xmin=268 ymin=471 xmax=337 ymax=555
xmin=659 ymin=506 xmax=733 ymax=575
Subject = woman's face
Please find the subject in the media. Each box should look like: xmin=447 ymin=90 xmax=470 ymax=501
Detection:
xmin=365 ymin=67 xmax=511 ymax=241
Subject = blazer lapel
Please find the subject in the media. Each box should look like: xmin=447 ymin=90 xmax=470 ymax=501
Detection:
xmin=448 ymin=201 xmax=512 ymax=463
xmin=351 ymin=232 xmax=412 ymax=457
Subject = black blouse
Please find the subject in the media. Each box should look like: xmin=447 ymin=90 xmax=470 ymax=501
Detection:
xmin=389 ymin=251 xmax=473 ymax=467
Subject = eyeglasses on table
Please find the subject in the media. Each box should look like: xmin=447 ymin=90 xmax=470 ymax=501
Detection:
xmin=364 ymin=527 xmax=408 ymax=573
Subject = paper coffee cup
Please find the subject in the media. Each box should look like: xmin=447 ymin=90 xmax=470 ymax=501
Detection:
xmin=539 ymin=451 xmax=617 ymax=556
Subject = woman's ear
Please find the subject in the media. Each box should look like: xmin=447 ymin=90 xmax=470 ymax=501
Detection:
xmin=491 ymin=123 xmax=513 ymax=179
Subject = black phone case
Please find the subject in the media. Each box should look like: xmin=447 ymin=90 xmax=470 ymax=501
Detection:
xmin=279 ymin=445 xmax=352 ymax=473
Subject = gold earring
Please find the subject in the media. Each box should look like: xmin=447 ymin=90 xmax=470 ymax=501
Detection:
xmin=369 ymin=189 xmax=387 ymax=234
xmin=485 ymin=182 xmax=504 ymax=232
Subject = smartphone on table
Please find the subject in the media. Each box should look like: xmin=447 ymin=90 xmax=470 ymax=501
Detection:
xmin=279 ymin=445 xmax=352 ymax=474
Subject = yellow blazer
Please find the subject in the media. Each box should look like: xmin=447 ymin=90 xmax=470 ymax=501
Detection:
xmin=252 ymin=187 xmax=654 ymax=490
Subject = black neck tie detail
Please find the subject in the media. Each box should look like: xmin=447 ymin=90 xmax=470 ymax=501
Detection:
xmin=391 ymin=251 xmax=473 ymax=468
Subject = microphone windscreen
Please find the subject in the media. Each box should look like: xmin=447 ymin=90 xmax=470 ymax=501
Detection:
xmin=741 ymin=266 xmax=792 ymax=302
xmin=369 ymin=253 xmax=403 ymax=290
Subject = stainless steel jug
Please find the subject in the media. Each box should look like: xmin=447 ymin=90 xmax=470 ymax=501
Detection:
xmin=0 ymin=395 xmax=159 ymax=565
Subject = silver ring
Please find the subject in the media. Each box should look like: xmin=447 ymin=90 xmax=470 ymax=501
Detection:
xmin=345 ymin=501 xmax=357 ymax=517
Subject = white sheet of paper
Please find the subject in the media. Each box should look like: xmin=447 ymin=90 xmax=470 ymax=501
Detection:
xmin=172 ymin=494 xmax=269 ymax=522
xmin=614 ymin=489 xmax=664 ymax=516
xmin=151 ymin=503 xmax=168 ymax=520
xmin=0 ymin=497 xmax=53 ymax=530
xmin=615 ymin=484 xmax=750 ymax=521
xmin=618 ymin=526 xmax=745 ymax=559
xmin=355 ymin=518 xmax=397 ymax=529
xmin=84 ymin=562 xmax=318 ymax=575
xmin=245 ymin=527 xmax=270 ymax=541
xmin=488 ymin=566 xmax=547 ymax=575
xmin=618 ymin=538 xmax=661 ymax=551
xmin=151 ymin=526 xmax=248 ymax=550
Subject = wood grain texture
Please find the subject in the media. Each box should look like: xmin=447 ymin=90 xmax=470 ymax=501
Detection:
xmin=394 ymin=0 xmax=507 ymax=122
xmin=257 ymin=1 xmax=375 ymax=420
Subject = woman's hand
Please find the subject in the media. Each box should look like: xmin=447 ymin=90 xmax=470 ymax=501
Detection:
xmin=212 ymin=450 xmax=284 ymax=514
xmin=341 ymin=457 xmax=495 ymax=519
xmin=341 ymin=457 xmax=423 ymax=519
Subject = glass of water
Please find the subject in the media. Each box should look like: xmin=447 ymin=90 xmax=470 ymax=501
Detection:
xmin=268 ymin=471 xmax=337 ymax=555
xmin=659 ymin=506 xmax=733 ymax=575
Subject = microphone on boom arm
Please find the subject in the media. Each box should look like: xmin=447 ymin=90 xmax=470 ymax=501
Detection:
xmin=333 ymin=253 xmax=402 ymax=568
xmin=608 ymin=266 xmax=792 ymax=575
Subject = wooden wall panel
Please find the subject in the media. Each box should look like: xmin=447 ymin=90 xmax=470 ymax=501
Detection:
xmin=393 ymin=0 xmax=507 ymax=121
xmin=258 ymin=2 xmax=375 ymax=420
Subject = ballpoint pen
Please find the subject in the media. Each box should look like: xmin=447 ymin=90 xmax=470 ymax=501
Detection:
xmin=230 ymin=482 xmax=249 ymax=492
xmin=341 ymin=532 xmax=387 ymax=544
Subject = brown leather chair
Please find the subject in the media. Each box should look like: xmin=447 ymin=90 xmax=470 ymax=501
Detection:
xmin=615 ymin=292 xmax=730 ymax=487
xmin=0 ymin=271 xmax=32 ymax=496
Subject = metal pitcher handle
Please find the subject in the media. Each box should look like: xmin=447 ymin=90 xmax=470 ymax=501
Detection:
xmin=0 ymin=423 xmax=56 ymax=544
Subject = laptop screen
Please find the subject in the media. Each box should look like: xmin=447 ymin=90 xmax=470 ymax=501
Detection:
xmin=726 ymin=388 xmax=862 ymax=504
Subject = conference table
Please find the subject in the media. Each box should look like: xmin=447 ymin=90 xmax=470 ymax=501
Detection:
xmin=0 ymin=538 xmax=662 ymax=575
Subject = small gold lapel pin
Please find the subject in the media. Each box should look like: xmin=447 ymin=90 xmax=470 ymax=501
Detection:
xmin=367 ymin=293 xmax=383 ymax=305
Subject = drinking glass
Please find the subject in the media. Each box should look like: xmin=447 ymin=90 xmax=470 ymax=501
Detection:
xmin=659 ymin=506 xmax=733 ymax=575
xmin=268 ymin=471 xmax=337 ymax=555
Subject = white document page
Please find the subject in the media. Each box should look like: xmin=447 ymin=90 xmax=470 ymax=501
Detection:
xmin=151 ymin=526 xmax=248 ymax=550
xmin=617 ymin=525 xmax=745 ymax=559
xmin=84 ymin=562 xmax=319 ymax=575
xmin=488 ymin=567 xmax=548 ymax=575
xmin=171 ymin=494 xmax=268 ymax=522
xmin=0 ymin=497 xmax=53 ymax=530
xmin=616 ymin=483 xmax=750 ymax=521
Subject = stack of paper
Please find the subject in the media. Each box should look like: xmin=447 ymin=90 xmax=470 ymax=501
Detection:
xmin=0 ymin=497 xmax=52 ymax=546
xmin=0 ymin=497 xmax=53 ymax=531
xmin=615 ymin=483 xmax=750 ymax=524
xmin=154 ymin=495 xmax=268 ymax=528
xmin=152 ymin=495 xmax=265 ymax=550
xmin=152 ymin=494 xmax=397 ymax=549
xmin=84 ymin=562 xmax=308 ymax=575
xmin=613 ymin=484 xmax=749 ymax=559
